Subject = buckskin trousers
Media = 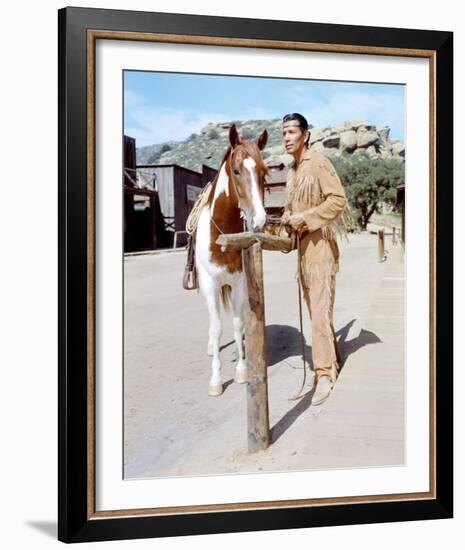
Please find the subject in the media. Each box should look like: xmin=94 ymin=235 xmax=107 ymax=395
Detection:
xmin=299 ymin=260 xmax=342 ymax=384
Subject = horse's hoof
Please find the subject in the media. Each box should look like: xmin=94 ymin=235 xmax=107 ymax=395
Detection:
xmin=208 ymin=383 xmax=223 ymax=397
xmin=234 ymin=368 xmax=248 ymax=384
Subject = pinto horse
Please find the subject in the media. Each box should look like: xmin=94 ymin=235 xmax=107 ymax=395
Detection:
xmin=195 ymin=124 xmax=269 ymax=396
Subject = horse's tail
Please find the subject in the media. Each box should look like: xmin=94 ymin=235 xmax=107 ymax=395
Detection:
xmin=220 ymin=284 xmax=232 ymax=312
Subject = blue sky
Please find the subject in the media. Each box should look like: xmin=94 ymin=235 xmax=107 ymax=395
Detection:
xmin=124 ymin=71 xmax=405 ymax=147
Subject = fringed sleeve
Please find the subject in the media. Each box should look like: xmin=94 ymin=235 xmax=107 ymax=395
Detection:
xmin=301 ymin=157 xmax=352 ymax=240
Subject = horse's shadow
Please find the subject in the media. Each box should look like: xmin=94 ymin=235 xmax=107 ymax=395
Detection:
xmin=267 ymin=320 xmax=382 ymax=443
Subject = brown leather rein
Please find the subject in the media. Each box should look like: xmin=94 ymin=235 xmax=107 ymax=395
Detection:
xmin=266 ymin=217 xmax=311 ymax=401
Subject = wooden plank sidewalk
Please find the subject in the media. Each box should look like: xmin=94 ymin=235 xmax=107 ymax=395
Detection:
xmin=302 ymin=242 xmax=406 ymax=468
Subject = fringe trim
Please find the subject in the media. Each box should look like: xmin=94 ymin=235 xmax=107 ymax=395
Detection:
xmin=298 ymin=260 xmax=339 ymax=290
xmin=288 ymin=174 xmax=320 ymax=208
xmin=288 ymin=173 xmax=355 ymax=242
xmin=322 ymin=205 xmax=355 ymax=243
xmin=299 ymin=259 xmax=340 ymax=382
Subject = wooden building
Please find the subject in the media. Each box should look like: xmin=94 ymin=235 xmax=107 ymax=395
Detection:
xmin=264 ymin=163 xmax=289 ymax=217
xmin=124 ymin=134 xmax=217 ymax=251
xmin=124 ymin=136 xmax=159 ymax=252
xmin=124 ymin=133 xmax=291 ymax=252
xmin=135 ymin=164 xmax=213 ymax=248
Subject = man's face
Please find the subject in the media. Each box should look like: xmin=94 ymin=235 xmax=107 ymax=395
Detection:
xmin=282 ymin=122 xmax=309 ymax=155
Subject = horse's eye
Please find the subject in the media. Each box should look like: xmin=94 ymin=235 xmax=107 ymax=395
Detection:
xmin=233 ymin=168 xmax=241 ymax=176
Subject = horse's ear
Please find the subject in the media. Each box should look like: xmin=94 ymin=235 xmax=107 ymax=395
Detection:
xmin=257 ymin=129 xmax=268 ymax=150
xmin=229 ymin=124 xmax=240 ymax=147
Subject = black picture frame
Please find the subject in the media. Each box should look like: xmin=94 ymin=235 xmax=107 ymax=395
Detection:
xmin=58 ymin=6 xmax=453 ymax=543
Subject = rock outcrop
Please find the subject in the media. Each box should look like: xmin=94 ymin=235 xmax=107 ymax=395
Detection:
xmin=136 ymin=118 xmax=405 ymax=172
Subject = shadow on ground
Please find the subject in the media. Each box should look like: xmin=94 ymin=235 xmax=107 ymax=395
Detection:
xmin=266 ymin=320 xmax=381 ymax=369
xmin=267 ymin=320 xmax=382 ymax=443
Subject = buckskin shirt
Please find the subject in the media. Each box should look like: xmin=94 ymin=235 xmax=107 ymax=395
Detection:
xmin=285 ymin=148 xmax=352 ymax=383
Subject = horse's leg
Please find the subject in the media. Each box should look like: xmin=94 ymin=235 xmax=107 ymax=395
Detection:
xmin=201 ymin=278 xmax=224 ymax=396
xmin=231 ymin=274 xmax=247 ymax=384
xmin=206 ymin=288 xmax=218 ymax=357
xmin=194 ymin=206 xmax=215 ymax=358
xmin=207 ymin=332 xmax=213 ymax=356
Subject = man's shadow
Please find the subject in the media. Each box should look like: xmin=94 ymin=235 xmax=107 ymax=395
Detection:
xmin=266 ymin=320 xmax=382 ymax=443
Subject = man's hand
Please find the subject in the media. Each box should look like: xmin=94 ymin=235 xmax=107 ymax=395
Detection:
xmin=287 ymin=212 xmax=306 ymax=230
xmin=280 ymin=210 xmax=291 ymax=225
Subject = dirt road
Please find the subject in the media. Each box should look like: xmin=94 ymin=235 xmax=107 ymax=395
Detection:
xmin=123 ymin=232 xmax=404 ymax=478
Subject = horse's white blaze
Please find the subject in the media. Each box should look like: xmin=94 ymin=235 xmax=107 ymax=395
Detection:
xmin=243 ymin=157 xmax=266 ymax=230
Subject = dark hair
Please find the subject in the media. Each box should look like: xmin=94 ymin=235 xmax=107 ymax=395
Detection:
xmin=282 ymin=113 xmax=310 ymax=147
xmin=282 ymin=113 xmax=309 ymax=131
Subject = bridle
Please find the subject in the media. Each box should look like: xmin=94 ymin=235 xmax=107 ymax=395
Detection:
xmin=227 ymin=150 xmax=245 ymax=209
xmin=211 ymin=146 xmax=262 ymax=235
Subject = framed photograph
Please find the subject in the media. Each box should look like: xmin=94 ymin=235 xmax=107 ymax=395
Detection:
xmin=58 ymin=6 xmax=453 ymax=543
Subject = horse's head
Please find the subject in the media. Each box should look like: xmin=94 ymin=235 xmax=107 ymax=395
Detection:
xmin=226 ymin=124 xmax=269 ymax=232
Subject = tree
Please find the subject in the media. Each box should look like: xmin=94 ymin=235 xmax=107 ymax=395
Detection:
xmin=332 ymin=155 xmax=404 ymax=230
xmin=159 ymin=143 xmax=172 ymax=154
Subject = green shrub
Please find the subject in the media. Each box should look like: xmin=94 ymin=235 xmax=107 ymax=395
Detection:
xmin=332 ymin=155 xmax=404 ymax=230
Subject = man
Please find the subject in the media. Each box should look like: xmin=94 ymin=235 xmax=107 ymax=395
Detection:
xmin=281 ymin=113 xmax=352 ymax=405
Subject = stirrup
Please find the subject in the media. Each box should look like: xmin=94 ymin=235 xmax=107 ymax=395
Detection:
xmin=182 ymin=265 xmax=198 ymax=290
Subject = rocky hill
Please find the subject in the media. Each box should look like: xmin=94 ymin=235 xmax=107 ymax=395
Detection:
xmin=136 ymin=140 xmax=179 ymax=165
xmin=136 ymin=118 xmax=405 ymax=172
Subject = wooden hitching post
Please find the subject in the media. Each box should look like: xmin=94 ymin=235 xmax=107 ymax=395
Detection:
xmin=242 ymin=242 xmax=270 ymax=452
xmin=378 ymin=228 xmax=385 ymax=262
xmin=216 ymin=232 xmax=293 ymax=453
